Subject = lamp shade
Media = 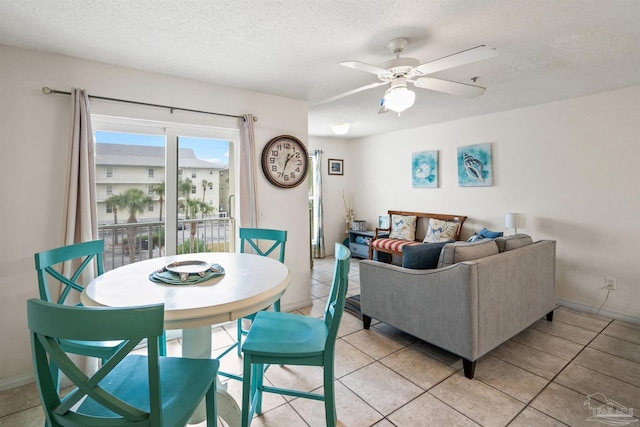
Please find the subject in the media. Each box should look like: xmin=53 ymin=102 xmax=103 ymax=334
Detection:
xmin=505 ymin=213 xmax=526 ymax=230
xmin=384 ymin=87 xmax=415 ymax=113
xmin=331 ymin=123 xmax=349 ymax=135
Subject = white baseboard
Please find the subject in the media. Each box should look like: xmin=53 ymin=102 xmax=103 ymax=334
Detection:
xmin=0 ymin=371 xmax=34 ymax=393
xmin=556 ymin=298 xmax=640 ymax=324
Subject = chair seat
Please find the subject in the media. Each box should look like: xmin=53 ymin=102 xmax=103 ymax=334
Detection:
xmin=370 ymin=238 xmax=421 ymax=253
xmin=78 ymin=355 xmax=219 ymax=426
xmin=242 ymin=311 xmax=328 ymax=358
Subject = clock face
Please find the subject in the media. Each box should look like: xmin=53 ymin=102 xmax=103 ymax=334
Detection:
xmin=261 ymin=135 xmax=309 ymax=188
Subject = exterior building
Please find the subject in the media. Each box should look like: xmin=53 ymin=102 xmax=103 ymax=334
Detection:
xmin=96 ymin=143 xmax=228 ymax=224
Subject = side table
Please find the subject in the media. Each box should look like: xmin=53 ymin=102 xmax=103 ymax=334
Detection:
xmin=349 ymin=230 xmax=388 ymax=259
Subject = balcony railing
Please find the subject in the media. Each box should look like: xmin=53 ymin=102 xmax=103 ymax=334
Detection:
xmin=98 ymin=216 xmax=236 ymax=271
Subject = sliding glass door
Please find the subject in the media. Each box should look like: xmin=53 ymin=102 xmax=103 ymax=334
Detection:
xmin=93 ymin=116 xmax=238 ymax=270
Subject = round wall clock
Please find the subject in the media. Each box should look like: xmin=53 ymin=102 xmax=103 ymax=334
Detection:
xmin=261 ymin=135 xmax=309 ymax=189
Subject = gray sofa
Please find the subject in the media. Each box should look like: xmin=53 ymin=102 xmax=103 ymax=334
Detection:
xmin=359 ymin=235 xmax=556 ymax=379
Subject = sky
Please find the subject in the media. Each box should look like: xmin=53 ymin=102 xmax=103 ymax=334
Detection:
xmin=96 ymin=131 xmax=229 ymax=166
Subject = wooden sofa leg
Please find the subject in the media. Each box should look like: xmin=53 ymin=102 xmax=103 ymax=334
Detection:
xmin=546 ymin=310 xmax=554 ymax=322
xmin=462 ymin=359 xmax=476 ymax=379
xmin=363 ymin=314 xmax=372 ymax=330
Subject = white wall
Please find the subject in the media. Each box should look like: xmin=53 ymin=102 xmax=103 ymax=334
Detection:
xmin=0 ymin=44 xmax=310 ymax=387
xmin=340 ymin=86 xmax=640 ymax=321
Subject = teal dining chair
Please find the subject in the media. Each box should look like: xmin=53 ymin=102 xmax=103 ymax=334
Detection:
xmin=219 ymin=228 xmax=287 ymax=359
xmin=240 ymin=243 xmax=350 ymax=427
xmin=34 ymin=240 xmax=167 ymax=391
xmin=27 ymin=299 xmax=219 ymax=427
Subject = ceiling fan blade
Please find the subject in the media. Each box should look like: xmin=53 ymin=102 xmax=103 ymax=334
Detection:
xmin=340 ymin=60 xmax=391 ymax=76
xmin=315 ymin=81 xmax=388 ymax=105
xmin=412 ymin=45 xmax=498 ymax=76
xmin=413 ymin=77 xmax=487 ymax=98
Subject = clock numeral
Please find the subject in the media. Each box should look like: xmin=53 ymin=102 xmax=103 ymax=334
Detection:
xmin=271 ymin=150 xmax=278 ymax=157
xmin=271 ymin=165 xmax=277 ymax=172
xmin=269 ymin=157 xmax=275 ymax=164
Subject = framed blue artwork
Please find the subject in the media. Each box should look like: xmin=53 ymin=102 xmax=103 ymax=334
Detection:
xmin=457 ymin=143 xmax=493 ymax=187
xmin=412 ymin=150 xmax=438 ymax=188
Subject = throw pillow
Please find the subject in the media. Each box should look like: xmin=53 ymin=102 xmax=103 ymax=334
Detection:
xmin=495 ymin=234 xmax=533 ymax=252
xmin=402 ymin=241 xmax=453 ymax=269
xmin=466 ymin=228 xmax=503 ymax=242
xmin=423 ymin=218 xmax=460 ymax=243
xmin=389 ymin=215 xmax=417 ymax=241
xmin=478 ymin=228 xmax=503 ymax=239
xmin=437 ymin=239 xmax=500 ymax=268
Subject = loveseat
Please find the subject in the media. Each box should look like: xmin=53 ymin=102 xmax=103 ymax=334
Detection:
xmin=359 ymin=235 xmax=556 ymax=379
xmin=368 ymin=210 xmax=467 ymax=261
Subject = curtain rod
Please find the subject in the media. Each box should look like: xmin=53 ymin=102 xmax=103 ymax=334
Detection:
xmin=42 ymin=87 xmax=256 ymax=122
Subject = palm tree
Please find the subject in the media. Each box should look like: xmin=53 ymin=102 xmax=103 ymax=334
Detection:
xmin=105 ymin=193 xmax=125 ymax=244
xmin=119 ymin=188 xmax=153 ymax=262
xmin=178 ymin=178 xmax=193 ymax=218
xmin=201 ymin=179 xmax=210 ymax=203
xmin=120 ymin=188 xmax=153 ymax=223
xmin=186 ymin=198 xmax=202 ymax=253
xmin=152 ymin=182 xmax=165 ymax=222
xmin=199 ymin=201 xmax=213 ymax=219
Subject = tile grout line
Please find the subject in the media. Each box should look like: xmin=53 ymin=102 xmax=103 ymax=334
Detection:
xmin=503 ymin=316 xmax=616 ymax=425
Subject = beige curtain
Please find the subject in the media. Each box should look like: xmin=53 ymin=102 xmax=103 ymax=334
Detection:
xmin=62 ymin=88 xmax=97 ymax=280
xmin=238 ymin=114 xmax=258 ymax=228
xmin=60 ymin=88 xmax=98 ymax=382
xmin=312 ymin=150 xmax=325 ymax=258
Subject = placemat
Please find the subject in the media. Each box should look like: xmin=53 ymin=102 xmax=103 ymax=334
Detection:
xmin=149 ymin=263 xmax=225 ymax=285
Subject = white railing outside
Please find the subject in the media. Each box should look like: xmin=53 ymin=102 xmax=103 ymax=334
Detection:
xmin=98 ymin=216 xmax=235 ymax=271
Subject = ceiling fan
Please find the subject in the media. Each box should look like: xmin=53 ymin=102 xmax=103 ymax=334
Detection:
xmin=321 ymin=38 xmax=498 ymax=114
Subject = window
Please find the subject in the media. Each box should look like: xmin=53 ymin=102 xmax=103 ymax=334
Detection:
xmin=93 ymin=115 xmax=238 ymax=264
xmin=106 ymin=167 xmax=113 ymax=178
xmin=209 ymin=182 xmax=213 ymax=190
xmin=191 ymin=172 xmax=196 ymax=179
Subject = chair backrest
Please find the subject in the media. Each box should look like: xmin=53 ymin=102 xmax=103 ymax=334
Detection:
xmin=27 ymin=298 xmax=165 ymax=426
xmin=239 ymin=228 xmax=287 ymax=262
xmin=34 ymin=240 xmax=105 ymax=305
xmin=324 ymin=243 xmax=351 ymax=346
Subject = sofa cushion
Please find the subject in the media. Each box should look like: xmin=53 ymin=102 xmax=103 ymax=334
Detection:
xmin=438 ymin=239 xmax=500 ymax=268
xmin=423 ymin=218 xmax=460 ymax=243
xmin=402 ymin=241 xmax=453 ymax=270
xmin=389 ymin=215 xmax=417 ymax=240
xmin=495 ymin=234 xmax=533 ymax=252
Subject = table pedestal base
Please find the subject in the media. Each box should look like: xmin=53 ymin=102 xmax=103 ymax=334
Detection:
xmin=184 ymin=326 xmax=241 ymax=427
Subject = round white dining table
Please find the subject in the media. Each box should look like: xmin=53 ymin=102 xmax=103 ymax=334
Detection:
xmin=81 ymin=252 xmax=291 ymax=426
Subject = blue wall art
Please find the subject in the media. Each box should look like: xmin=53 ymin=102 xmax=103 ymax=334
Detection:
xmin=457 ymin=143 xmax=493 ymax=187
xmin=412 ymin=150 xmax=438 ymax=188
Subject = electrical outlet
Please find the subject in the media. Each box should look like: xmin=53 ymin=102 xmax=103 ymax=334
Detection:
xmin=605 ymin=277 xmax=617 ymax=290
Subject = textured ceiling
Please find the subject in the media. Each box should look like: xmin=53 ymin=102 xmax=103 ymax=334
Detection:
xmin=1 ymin=0 xmax=639 ymax=139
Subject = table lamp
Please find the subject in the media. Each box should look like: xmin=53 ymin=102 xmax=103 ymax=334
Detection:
xmin=505 ymin=213 xmax=526 ymax=235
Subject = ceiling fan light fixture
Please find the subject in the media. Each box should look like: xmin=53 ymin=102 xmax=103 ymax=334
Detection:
xmin=331 ymin=123 xmax=350 ymax=135
xmin=384 ymin=86 xmax=415 ymax=113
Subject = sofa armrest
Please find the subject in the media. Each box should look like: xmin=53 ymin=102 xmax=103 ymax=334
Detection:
xmin=359 ymin=260 xmax=479 ymax=360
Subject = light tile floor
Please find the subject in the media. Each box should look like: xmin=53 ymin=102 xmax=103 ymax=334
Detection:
xmin=2 ymin=257 xmax=639 ymax=426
